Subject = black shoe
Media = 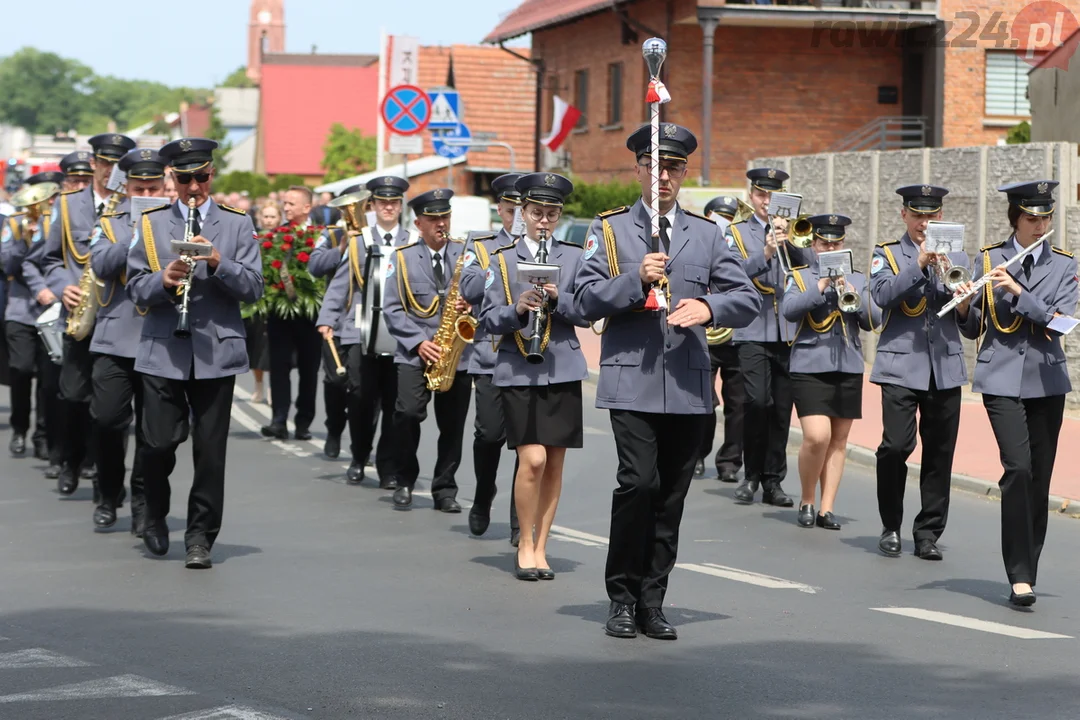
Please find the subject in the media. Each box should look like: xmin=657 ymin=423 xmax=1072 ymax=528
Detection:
xmin=434 ymin=498 xmax=462 ymax=514
xmin=143 ymin=523 xmax=169 ymax=556
xmin=469 ymin=509 xmax=491 ymax=536
xmin=797 ymin=504 xmax=816 ymax=528
xmin=694 ymin=459 xmax=705 ymax=477
xmin=80 ymin=464 xmax=97 ymax=480
xmin=57 ymin=467 xmax=78 ymax=495
xmin=33 ymin=440 xmax=48 ymax=461
xmin=185 ymin=545 xmax=212 ymax=569
xmin=294 ymin=427 xmax=312 ymax=441
xmin=537 ymin=568 xmax=555 ymax=580
xmin=515 ymin=555 xmax=538 ymax=581
xmin=9 ymin=433 xmax=26 ymax=456
xmin=323 ymin=434 xmax=341 ymax=459
xmin=378 ymin=476 xmax=398 ymax=490
xmin=878 ymin=530 xmax=902 ymax=557
xmin=510 ymin=527 xmax=520 ymax=548
xmin=93 ymin=503 xmax=117 ymax=529
xmin=733 ymin=478 xmax=759 ymax=504
xmin=635 ymin=607 xmax=678 ymax=640
xmin=345 ymin=462 xmax=364 ymax=486
xmin=392 ymin=486 xmax=412 ymax=510
xmin=1009 ymin=589 xmax=1036 ymax=607
xmin=605 ymin=602 xmax=637 ymax=638
xmin=718 ymin=469 xmax=739 ymax=483
xmin=260 ymin=423 xmax=288 ymax=440
xmin=816 ymin=512 xmax=841 ymax=530
xmin=914 ymin=539 xmax=943 ymax=561
xmin=762 ymin=484 xmax=794 ymax=508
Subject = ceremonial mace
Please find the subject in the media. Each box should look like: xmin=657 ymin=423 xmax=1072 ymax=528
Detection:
xmin=642 ymin=37 xmax=669 ymax=311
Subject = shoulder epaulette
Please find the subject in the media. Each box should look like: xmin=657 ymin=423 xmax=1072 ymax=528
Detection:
xmin=791 ymin=265 xmax=809 ymax=272
xmin=493 ymin=238 xmax=517 ymax=253
xmin=597 ymin=206 xmax=629 ymax=218
xmin=683 ymin=209 xmax=712 ymax=223
xmin=876 ymin=239 xmax=899 ymax=247
xmin=471 ymin=233 xmax=496 ymax=242
xmin=980 ymin=240 xmax=1005 ymax=252
xmin=143 ymin=203 xmax=170 ymax=215
xmin=1052 ymin=246 xmax=1074 ymax=258
xmin=60 ymin=189 xmax=80 ymax=196
xmin=398 ymin=239 xmax=420 ymax=250
xmin=9 ymin=211 xmax=26 ymax=218
xmin=101 ymin=211 xmax=126 ymax=219
xmin=219 ymin=204 xmax=246 ymax=215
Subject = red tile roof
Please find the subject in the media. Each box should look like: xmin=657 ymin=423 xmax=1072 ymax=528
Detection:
xmin=484 ymin=0 xmax=612 ymax=44
xmin=1030 ymin=27 xmax=1080 ymax=71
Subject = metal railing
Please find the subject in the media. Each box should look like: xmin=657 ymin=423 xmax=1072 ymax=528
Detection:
xmin=829 ymin=116 xmax=928 ymax=153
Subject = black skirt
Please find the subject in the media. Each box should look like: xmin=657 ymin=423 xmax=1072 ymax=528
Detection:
xmin=501 ymin=381 xmax=583 ymax=449
xmin=791 ymin=372 xmax=863 ymax=419
xmin=243 ymin=315 xmax=270 ymax=372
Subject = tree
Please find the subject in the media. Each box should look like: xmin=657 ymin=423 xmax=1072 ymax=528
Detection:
xmin=562 ymin=178 xmax=642 ymax=219
xmin=221 ymin=66 xmax=256 ymax=89
xmin=205 ymin=103 xmax=232 ymax=172
xmin=320 ymin=124 xmax=377 ymax=182
xmin=0 ymin=48 xmax=93 ymax=133
xmin=214 ymin=171 xmax=271 ymax=198
xmin=270 ymin=174 xmax=308 ymax=192
xmin=1006 ymin=120 xmax=1031 ymax=145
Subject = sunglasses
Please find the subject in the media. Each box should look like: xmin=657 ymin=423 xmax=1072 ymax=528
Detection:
xmin=175 ymin=172 xmax=211 ymax=185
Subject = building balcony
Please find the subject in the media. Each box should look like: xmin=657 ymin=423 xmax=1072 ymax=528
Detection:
xmin=696 ymin=0 xmax=939 ymax=29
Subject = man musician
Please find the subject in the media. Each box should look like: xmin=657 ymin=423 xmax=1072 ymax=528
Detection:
xmin=574 ymin=124 xmax=759 ymax=640
xmin=870 ymin=185 xmax=969 ymax=560
xmin=126 ymin=137 xmax=263 ymax=568
xmin=37 ymin=133 xmax=135 ymax=497
xmin=382 ymin=188 xmax=472 ymax=513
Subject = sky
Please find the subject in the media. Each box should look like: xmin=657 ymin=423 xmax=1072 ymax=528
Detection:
xmin=0 ymin=0 xmax=528 ymax=88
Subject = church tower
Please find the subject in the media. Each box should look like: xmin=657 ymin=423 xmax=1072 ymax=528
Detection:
xmin=247 ymin=0 xmax=285 ymax=84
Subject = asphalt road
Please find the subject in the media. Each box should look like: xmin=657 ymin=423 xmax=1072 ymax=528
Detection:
xmin=1 ymin=373 xmax=1079 ymax=719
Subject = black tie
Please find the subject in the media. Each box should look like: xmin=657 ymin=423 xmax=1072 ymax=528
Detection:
xmin=190 ymin=209 xmax=201 ymax=237
xmin=659 ymin=216 xmax=671 ymax=255
xmin=433 ymin=252 xmax=445 ymax=291
xmin=1022 ymin=254 xmax=1034 ymax=280
xmin=383 ymin=232 xmax=393 ymax=246
xmin=96 ymin=202 xmax=104 ymax=218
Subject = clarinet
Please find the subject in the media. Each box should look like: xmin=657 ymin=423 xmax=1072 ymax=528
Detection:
xmin=526 ymin=229 xmax=549 ymax=365
xmin=174 ymin=197 xmax=197 ymax=338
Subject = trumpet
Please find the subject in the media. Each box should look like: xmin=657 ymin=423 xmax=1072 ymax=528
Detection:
xmin=830 ymin=272 xmax=862 ymax=314
xmin=929 ymin=253 xmax=971 ymax=292
xmin=937 ymin=230 xmax=1053 ymax=318
xmin=174 ymin=197 xmax=198 ymax=338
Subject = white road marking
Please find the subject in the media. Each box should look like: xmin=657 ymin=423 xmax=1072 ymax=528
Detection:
xmin=677 ymin=563 xmax=818 ymax=594
xmin=0 ymin=649 xmax=93 ymax=669
xmin=0 ymin=674 xmax=196 ymax=703
xmin=158 ymin=705 xmax=298 ymax=720
xmin=229 ymin=406 xmax=311 ymax=459
xmin=871 ymin=608 xmax=1073 ymax=640
xmin=231 ymin=390 xmax=325 ymax=455
xmin=550 ymin=525 xmax=609 ymax=545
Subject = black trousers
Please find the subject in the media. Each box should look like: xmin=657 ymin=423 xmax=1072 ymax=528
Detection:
xmin=875 ymin=377 xmax=961 ymax=541
xmin=267 ymin=316 xmax=321 ymax=430
xmin=472 ymin=374 xmax=518 ymax=529
xmin=59 ymin=335 xmax=95 ymax=473
xmin=606 ymin=410 xmax=706 ymax=608
xmin=346 ymin=346 xmax=399 ymax=479
xmin=394 ymin=364 xmax=471 ymax=501
xmin=737 ymin=342 xmax=792 ymax=487
xmin=5 ymin=321 xmax=59 ymax=452
xmin=699 ymin=343 xmax=745 ymax=474
xmin=90 ymin=354 xmax=145 ymax=505
xmin=141 ymin=373 xmax=235 ymax=550
xmin=321 ymin=337 xmax=349 ymax=437
xmin=983 ymin=393 xmax=1065 ymax=586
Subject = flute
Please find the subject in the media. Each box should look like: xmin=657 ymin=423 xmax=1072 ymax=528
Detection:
xmin=937 ymin=230 xmax=1054 ymax=318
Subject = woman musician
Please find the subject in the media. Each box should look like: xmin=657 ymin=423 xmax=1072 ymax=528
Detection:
xmin=957 ymin=180 xmax=1077 ymax=608
xmin=781 ymin=214 xmax=877 ymax=530
xmin=479 ymin=172 xmax=588 ymax=581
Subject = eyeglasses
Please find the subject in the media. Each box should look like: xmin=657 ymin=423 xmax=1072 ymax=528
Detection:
xmin=175 ymin=172 xmax=211 ymax=185
xmin=527 ymin=208 xmax=562 ymax=223
xmin=637 ymin=161 xmax=688 ymax=178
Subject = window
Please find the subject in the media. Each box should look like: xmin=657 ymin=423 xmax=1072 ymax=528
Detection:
xmin=985 ymin=51 xmax=1032 ymax=116
xmin=573 ymin=69 xmax=588 ymax=129
xmin=607 ymin=62 xmax=623 ymax=126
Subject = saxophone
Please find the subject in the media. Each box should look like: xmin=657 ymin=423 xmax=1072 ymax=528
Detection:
xmin=66 ymin=191 xmax=122 ymax=339
xmin=424 ymin=233 xmax=478 ymax=393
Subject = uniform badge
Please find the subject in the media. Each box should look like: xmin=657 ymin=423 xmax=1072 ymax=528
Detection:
xmin=463 ymin=250 xmax=475 ymax=268
xmin=785 ymin=275 xmax=796 ymax=292
xmin=0 ymin=225 xmax=9 ymax=244
xmin=433 ymin=189 xmax=444 ymax=199
xmin=129 ymin=228 xmax=140 ymax=250
xmin=140 ymin=149 xmax=152 ymax=160
xmin=663 ymin=124 xmax=677 ymax=138
xmin=179 ymin=139 xmax=193 ymax=151
xmin=315 ymin=236 xmax=327 ymax=249
xmin=385 ymin=260 xmax=395 ymax=279
xmin=725 ymin=229 xmax=735 ymax=250
xmin=767 ymin=169 xmax=777 ymax=179
xmin=543 ymin=174 xmax=556 ymax=187
xmin=921 ymin=185 xmax=933 ymax=196
xmin=1037 ymin=181 xmax=1049 ymax=194
xmin=484 ymin=267 xmax=494 ymax=289
xmin=89 ymin=226 xmax=103 ymax=247
xmin=871 ymin=255 xmax=885 ymax=276
xmin=583 ymin=234 xmax=599 ymax=260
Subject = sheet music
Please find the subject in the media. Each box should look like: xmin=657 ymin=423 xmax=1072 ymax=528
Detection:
xmin=106 ymin=164 xmax=126 ymax=193
xmin=926 ymin=221 xmax=965 ymax=254
xmin=129 ymin=196 xmax=169 ymax=230
xmin=768 ymin=192 xmax=802 ymax=220
xmin=1049 ymin=315 xmax=1080 ymax=335
xmin=516 ymin=262 xmax=561 ymax=286
xmin=817 ymin=249 xmax=853 ymax=277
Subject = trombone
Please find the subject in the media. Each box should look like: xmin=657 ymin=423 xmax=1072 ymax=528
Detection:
xmin=770 ymin=212 xmax=813 ymax=277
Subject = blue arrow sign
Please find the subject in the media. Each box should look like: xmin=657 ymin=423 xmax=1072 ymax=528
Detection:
xmin=433 ymin=123 xmax=471 ymax=158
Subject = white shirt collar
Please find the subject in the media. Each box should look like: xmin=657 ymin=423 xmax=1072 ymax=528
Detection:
xmin=375 ymin=224 xmax=399 ymax=242
xmin=751 ymin=212 xmax=768 ymax=230
xmin=93 ymin=190 xmax=110 ymax=211
xmin=177 ymin=197 xmax=212 ymax=220
xmin=523 ymin=235 xmax=541 ymax=259
xmin=1012 ymin=235 xmax=1044 ymax=264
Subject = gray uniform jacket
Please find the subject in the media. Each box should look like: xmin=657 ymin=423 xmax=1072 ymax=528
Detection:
xmin=480 ymin=237 xmax=589 ymax=387
xmin=316 ymin=226 xmax=414 ymax=346
xmin=726 ymin=214 xmax=809 ymax=343
xmin=460 ymin=228 xmax=510 ymax=375
xmin=959 ymin=237 xmax=1078 ymax=398
xmin=40 ymin=187 xmax=100 ymax=297
xmin=2 ymin=213 xmax=48 ymax=326
xmin=573 ymin=199 xmax=760 ymax=415
xmin=309 ymin=226 xmax=346 ymax=279
xmin=382 ymin=237 xmax=472 ymax=371
xmin=869 ymin=233 xmax=970 ymax=391
xmin=90 ymin=206 xmax=144 ymax=359
xmin=782 ymin=260 xmax=876 ymax=375
xmin=126 ymin=200 xmax=263 ymax=381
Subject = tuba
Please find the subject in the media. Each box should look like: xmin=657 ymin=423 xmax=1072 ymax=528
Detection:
xmin=424 ymin=233 xmax=478 ymax=392
xmin=66 ymin=191 xmax=122 ymax=340
xmin=328 ymin=189 xmax=371 ymax=235
xmin=10 ymin=182 xmax=60 ymax=239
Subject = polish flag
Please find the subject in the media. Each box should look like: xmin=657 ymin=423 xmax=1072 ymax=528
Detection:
xmin=541 ymin=95 xmax=582 ymax=152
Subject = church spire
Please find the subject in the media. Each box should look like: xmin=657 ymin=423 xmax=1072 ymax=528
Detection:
xmin=247 ymin=0 xmax=285 ymax=85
